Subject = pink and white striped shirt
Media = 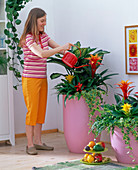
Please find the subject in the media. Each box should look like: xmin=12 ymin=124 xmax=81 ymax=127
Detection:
xmin=22 ymin=33 xmax=50 ymax=78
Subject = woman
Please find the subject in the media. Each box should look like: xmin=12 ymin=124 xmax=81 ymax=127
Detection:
xmin=19 ymin=8 xmax=70 ymax=155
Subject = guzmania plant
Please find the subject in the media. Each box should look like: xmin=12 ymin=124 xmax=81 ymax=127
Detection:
xmin=47 ymin=41 xmax=117 ymax=107
xmin=91 ymin=80 xmax=138 ymax=161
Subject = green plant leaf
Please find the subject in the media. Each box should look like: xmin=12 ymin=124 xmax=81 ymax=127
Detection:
xmin=55 ymin=54 xmax=62 ymax=58
xmin=12 ymin=26 xmax=17 ymax=32
xmin=15 ymin=19 xmax=21 ymax=25
xmin=5 ymin=39 xmax=11 ymax=44
xmin=9 ymin=67 xmax=15 ymax=71
xmin=15 ymin=71 xmax=21 ymax=77
xmin=114 ymin=94 xmax=121 ymax=104
xmin=17 ymin=50 xmax=23 ymax=55
xmin=20 ymin=60 xmax=24 ymax=65
xmin=13 ymin=11 xmax=19 ymax=17
xmin=13 ymin=86 xmax=17 ymax=90
xmin=4 ymin=29 xmax=10 ymax=35
xmin=6 ymin=22 xmax=13 ymax=28
xmin=8 ymin=45 xmax=15 ymax=50
xmin=7 ymin=13 xmax=13 ymax=21
xmin=50 ymin=73 xmax=65 ymax=79
xmin=9 ymin=33 xmax=14 ymax=38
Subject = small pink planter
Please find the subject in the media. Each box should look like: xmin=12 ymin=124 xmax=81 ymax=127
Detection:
xmin=63 ymin=96 xmax=100 ymax=153
xmin=110 ymin=127 xmax=138 ymax=164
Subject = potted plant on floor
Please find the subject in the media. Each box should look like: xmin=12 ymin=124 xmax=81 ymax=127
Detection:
xmin=47 ymin=41 xmax=117 ymax=153
xmin=91 ymin=80 xmax=138 ymax=164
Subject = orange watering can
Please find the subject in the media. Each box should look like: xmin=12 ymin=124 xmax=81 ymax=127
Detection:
xmin=62 ymin=44 xmax=89 ymax=68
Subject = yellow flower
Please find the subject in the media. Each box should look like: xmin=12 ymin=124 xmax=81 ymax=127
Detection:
xmin=121 ymin=103 xmax=132 ymax=115
xmin=65 ymin=75 xmax=74 ymax=83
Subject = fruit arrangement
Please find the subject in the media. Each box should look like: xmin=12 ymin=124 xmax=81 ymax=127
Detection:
xmin=84 ymin=141 xmax=105 ymax=152
xmin=81 ymin=140 xmax=111 ymax=164
xmin=82 ymin=153 xmax=110 ymax=163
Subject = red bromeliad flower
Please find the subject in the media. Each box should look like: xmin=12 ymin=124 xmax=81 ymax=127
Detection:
xmin=85 ymin=54 xmax=102 ymax=78
xmin=115 ymin=80 xmax=135 ymax=100
xmin=74 ymin=82 xmax=83 ymax=92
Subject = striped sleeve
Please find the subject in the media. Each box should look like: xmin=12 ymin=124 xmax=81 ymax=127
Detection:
xmin=26 ymin=34 xmax=37 ymax=48
xmin=44 ymin=33 xmax=51 ymax=42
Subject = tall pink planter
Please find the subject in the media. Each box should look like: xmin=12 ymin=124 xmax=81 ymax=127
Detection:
xmin=110 ymin=127 xmax=138 ymax=164
xmin=63 ymin=96 xmax=100 ymax=153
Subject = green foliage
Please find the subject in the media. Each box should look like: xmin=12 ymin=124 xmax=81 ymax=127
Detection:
xmin=4 ymin=0 xmax=31 ymax=89
xmin=81 ymin=89 xmax=105 ymax=116
xmin=81 ymin=89 xmax=106 ymax=132
xmin=47 ymin=41 xmax=118 ymax=105
xmin=91 ymin=88 xmax=138 ymax=162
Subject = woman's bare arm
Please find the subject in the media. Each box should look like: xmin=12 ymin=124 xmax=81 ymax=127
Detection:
xmin=30 ymin=41 xmax=70 ymax=58
xmin=48 ymin=39 xmax=66 ymax=54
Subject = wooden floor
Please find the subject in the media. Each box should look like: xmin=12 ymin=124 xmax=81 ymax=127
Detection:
xmin=0 ymin=132 xmax=135 ymax=170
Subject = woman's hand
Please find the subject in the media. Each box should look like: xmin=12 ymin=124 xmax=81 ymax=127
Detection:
xmin=61 ymin=43 xmax=71 ymax=54
xmin=48 ymin=40 xmax=71 ymax=55
xmin=62 ymin=43 xmax=71 ymax=51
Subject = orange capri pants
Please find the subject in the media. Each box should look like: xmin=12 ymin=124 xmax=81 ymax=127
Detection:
xmin=22 ymin=77 xmax=48 ymax=126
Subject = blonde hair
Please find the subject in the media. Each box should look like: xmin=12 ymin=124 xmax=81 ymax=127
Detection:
xmin=19 ymin=8 xmax=46 ymax=47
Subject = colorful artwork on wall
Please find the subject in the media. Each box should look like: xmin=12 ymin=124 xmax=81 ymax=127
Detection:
xmin=125 ymin=25 xmax=138 ymax=74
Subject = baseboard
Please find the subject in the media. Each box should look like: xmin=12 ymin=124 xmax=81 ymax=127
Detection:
xmin=57 ymin=130 xmax=64 ymax=134
xmin=15 ymin=128 xmax=58 ymax=138
xmin=41 ymin=129 xmax=58 ymax=134
xmin=15 ymin=130 xmax=111 ymax=145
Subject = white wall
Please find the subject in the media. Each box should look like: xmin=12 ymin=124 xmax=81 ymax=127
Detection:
xmin=14 ymin=0 xmax=138 ymax=142
xmin=53 ymin=0 xmax=138 ymax=141
xmin=53 ymin=0 xmax=138 ymax=89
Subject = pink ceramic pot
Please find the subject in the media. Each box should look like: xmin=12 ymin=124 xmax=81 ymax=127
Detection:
xmin=110 ymin=127 xmax=138 ymax=164
xmin=63 ymin=96 xmax=100 ymax=153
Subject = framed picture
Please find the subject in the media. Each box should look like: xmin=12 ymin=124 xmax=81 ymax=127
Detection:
xmin=125 ymin=25 xmax=138 ymax=74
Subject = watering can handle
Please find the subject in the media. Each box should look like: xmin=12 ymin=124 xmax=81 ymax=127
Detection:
xmin=69 ymin=43 xmax=81 ymax=58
